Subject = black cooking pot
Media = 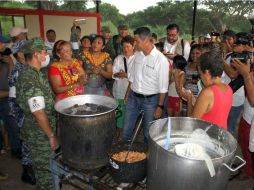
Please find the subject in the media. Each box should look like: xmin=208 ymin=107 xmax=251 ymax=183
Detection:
xmin=54 ymin=95 xmax=118 ymax=170
xmin=109 ymin=142 xmax=147 ymax=183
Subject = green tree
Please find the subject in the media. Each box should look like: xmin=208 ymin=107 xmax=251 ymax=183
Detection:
xmin=0 ymin=1 xmax=35 ymax=9
xmin=200 ymin=0 xmax=254 ymax=32
xmin=201 ymin=0 xmax=254 ymax=17
xmin=57 ymin=1 xmax=88 ymax=12
xmin=89 ymin=3 xmax=125 ymax=27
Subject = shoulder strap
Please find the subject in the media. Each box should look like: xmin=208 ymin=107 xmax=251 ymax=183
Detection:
xmin=123 ymin=57 xmax=127 ymax=72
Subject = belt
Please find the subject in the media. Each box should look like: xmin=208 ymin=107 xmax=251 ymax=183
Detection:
xmin=133 ymin=91 xmax=157 ymax=98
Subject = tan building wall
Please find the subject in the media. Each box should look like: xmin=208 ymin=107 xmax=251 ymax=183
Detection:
xmin=25 ymin=15 xmax=40 ymax=39
xmin=43 ymin=15 xmax=97 ymax=41
xmin=0 ymin=8 xmax=100 ymax=41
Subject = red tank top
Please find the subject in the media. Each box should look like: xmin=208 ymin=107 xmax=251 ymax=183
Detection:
xmin=201 ymin=85 xmax=233 ymax=129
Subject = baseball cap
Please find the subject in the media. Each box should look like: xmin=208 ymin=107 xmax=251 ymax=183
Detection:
xmin=9 ymin=27 xmax=28 ymax=37
xmin=235 ymin=32 xmax=249 ymax=45
xmin=21 ymin=37 xmax=49 ymax=54
xmin=0 ymin=36 xmax=11 ymax=43
xmin=210 ymin=32 xmax=220 ymax=37
xmin=204 ymin=33 xmax=211 ymax=39
xmin=101 ymin=26 xmax=110 ymax=33
xmin=118 ymin=24 xmax=128 ymax=30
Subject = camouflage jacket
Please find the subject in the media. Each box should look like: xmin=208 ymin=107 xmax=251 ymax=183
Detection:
xmin=16 ymin=64 xmax=56 ymax=140
xmin=103 ymin=38 xmax=116 ymax=60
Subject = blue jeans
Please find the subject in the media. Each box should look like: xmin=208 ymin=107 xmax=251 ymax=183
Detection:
xmin=123 ymin=91 xmax=159 ymax=143
xmin=227 ymin=105 xmax=243 ymax=136
xmin=0 ymin=98 xmax=21 ymax=154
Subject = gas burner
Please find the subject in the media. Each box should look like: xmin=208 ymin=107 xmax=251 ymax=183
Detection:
xmin=50 ymin=154 xmax=146 ymax=190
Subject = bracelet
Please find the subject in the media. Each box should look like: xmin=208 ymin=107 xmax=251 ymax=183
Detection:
xmin=49 ymin=133 xmax=55 ymax=138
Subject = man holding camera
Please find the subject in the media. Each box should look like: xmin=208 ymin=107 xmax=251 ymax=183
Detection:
xmin=222 ymin=32 xmax=250 ymax=137
xmin=231 ymin=44 xmax=254 ymax=180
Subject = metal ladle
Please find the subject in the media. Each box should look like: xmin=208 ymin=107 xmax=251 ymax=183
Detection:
xmin=124 ymin=110 xmax=144 ymax=162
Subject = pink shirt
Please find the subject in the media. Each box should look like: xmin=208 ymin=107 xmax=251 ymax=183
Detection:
xmin=201 ymin=85 xmax=233 ymax=129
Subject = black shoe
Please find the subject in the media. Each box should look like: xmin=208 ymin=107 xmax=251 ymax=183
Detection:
xmin=21 ymin=165 xmax=36 ymax=185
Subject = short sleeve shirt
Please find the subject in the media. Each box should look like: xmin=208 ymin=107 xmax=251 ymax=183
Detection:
xmin=129 ymin=47 xmax=169 ymax=95
xmin=16 ymin=65 xmax=56 ymax=139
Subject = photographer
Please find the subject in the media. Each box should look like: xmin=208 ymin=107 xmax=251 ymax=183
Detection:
xmin=0 ymin=36 xmax=21 ymax=159
xmin=231 ymin=50 xmax=254 ymax=180
xmin=222 ymin=32 xmax=250 ymax=137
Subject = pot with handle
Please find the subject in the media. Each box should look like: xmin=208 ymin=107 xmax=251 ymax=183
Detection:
xmin=54 ymin=95 xmax=118 ymax=170
xmin=147 ymin=117 xmax=245 ymax=190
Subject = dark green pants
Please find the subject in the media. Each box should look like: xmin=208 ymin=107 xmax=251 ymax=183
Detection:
xmin=26 ymin=134 xmax=53 ymax=190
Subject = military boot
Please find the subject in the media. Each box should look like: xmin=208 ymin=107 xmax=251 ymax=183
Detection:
xmin=21 ymin=164 xmax=36 ymax=185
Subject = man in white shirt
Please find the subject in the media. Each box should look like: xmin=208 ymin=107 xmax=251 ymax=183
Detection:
xmin=163 ymin=24 xmax=190 ymax=61
xmin=123 ymin=27 xmax=169 ymax=143
xmin=44 ymin=29 xmax=56 ymax=58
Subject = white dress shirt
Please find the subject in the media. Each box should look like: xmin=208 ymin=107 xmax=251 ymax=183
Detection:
xmin=129 ymin=47 xmax=169 ymax=95
xmin=44 ymin=41 xmax=55 ymax=57
xmin=112 ymin=54 xmax=135 ymax=99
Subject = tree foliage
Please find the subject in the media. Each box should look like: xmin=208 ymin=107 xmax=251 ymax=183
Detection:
xmin=0 ymin=1 xmax=35 ymax=9
xmin=88 ymin=3 xmax=125 ymax=26
xmin=201 ymin=0 xmax=254 ymax=17
xmin=0 ymin=0 xmax=252 ymax=39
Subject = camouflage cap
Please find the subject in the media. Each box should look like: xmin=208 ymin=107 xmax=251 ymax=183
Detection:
xmin=101 ymin=26 xmax=110 ymax=33
xmin=21 ymin=37 xmax=49 ymax=54
xmin=118 ymin=24 xmax=128 ymax=30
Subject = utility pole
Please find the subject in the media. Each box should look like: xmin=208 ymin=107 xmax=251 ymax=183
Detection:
xmin=96 ymin=0 xmax=100 ymax=13
xmin=191 ymin=0 xmax=197 ymax=40
xmin=37 ymin=1 xmax=42 ymax=10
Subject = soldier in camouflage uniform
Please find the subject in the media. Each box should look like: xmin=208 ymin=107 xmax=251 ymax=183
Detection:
xmin=101 ymin=26 xmax=116 ymax=60
xmin=112 ymin=24 xmax=129 ymax=57
xmin=101 ymin=26 xmax=116 ymax=95
xmin=16 ymin=37 xmax=58 ymax=190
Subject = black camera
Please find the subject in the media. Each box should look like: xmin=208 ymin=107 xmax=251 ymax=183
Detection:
xmin=230 ymin=51 xmax=250 ymax=63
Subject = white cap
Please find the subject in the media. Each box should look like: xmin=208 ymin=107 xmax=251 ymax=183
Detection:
xmin=204 ymin=33 xmax=211 ymax=39
xmin=9 ymin=27 xmax=28 ymax=37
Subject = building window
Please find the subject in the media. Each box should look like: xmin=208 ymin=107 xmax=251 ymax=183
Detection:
xmin=0 ymin=15 xmax=25 ymax=37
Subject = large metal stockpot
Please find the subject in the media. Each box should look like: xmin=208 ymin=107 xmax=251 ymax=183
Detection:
xmin=54 ymin=95 xmax=117 ymax=170
xmin=147 ymin=117 xmax=245 ymax=190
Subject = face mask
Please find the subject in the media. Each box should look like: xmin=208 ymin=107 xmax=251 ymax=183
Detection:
xmin=41 ymin=54 xmax=50 ymax=68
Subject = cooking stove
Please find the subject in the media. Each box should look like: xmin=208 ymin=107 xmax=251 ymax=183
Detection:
xmin=50 ymin=153 xmax=146 ymax=190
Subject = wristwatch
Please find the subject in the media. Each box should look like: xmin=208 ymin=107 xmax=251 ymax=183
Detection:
xmin=157 ymin=104 xmax=164 ymax=110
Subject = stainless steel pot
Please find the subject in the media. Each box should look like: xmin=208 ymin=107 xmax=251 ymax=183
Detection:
xmin=147 ymin=117 xmax=245 ymax=190
xmin=54 ymin=95 xmax=118 ymax=170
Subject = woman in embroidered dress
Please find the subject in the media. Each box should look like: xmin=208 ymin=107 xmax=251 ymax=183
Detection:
xmin=48 ymin=40 xmax=87 ymax=101
xmin=78 ymin=35 xmax=113 ymax=96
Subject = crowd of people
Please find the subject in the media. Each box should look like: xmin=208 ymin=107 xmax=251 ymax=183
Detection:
xmin=0 ymin=19 xmax=254 ymax=189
